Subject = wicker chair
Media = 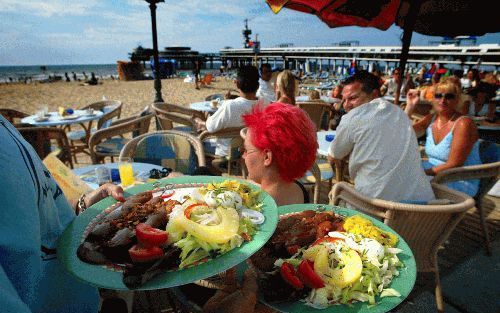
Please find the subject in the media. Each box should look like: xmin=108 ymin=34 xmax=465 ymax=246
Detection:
xmin=0 ymin=108 xmax=29 ymax=124
xmin=329 ymin=182 xmax=475 ymax=313
xmin=152 ymin=102 xmax=205 ymax=132
xmin=67 ymin=100 xmax=122 ymax=162
xmin=17 ymin=126 xmax=74 ymax=168
xmin=119 ymin=130 xmax=206 ymax=174
xmin=432 ymin=160 xmax=500 ymax=255
xmin=199 ymin=127 xmax=244 ymax=176
xmin=297 ymin=101 xmax=330 ymax=130
xmin=89 ymin=114 xmax=153 ymax=164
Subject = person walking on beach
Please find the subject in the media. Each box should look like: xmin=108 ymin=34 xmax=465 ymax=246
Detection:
xmin=64 ymin=72 xmax=70 ymax=82
xmin=194 ymin=60 xmax=201 ymax=90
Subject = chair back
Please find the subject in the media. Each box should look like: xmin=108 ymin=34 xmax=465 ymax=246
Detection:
xmin=17 ymin=126 xmax=73 ymax=168
xmin=297 ymin=101 xmax=328 ymax=130
xmin=119 ymin=131 xmax=206 ymax=174
xmin=199 ymin=127 xmax=244 ymax=175
xmin=330 ymin=182 xmax=475 ymax=272
xmin=152 ymin=102 xmax=205 ymax=131
xmin=201 ymin=74 xmax=213 ymax=86
xmin=83 ymin=100 xmax=122 ymax=130
xmin=89 ymin=114 xmax=153 ymax=163
xmin=0 ymin=108 xmax=29 ymax=124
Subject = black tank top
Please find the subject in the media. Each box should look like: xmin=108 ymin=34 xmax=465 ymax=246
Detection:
xmin=294 ymin=180 xmax=310 ymax=204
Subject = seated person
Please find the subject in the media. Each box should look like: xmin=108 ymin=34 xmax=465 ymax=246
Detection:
xmin=275 ymin=70 xmax=296 ymax=105
xmin=242 ymin=102 xmax=318 ymax=206
xmin=464 ymin=81 xmax=496 ymax=120
xmin=87 ymin=72 xmax=98 ymax=85
xmin=256 ymin=63 xmax=275 ymax=103
xmin=0 ymin=114 xmax=125 ymax=313
xmin=194 ymin=65 xmax=268 ymax=158
xmin=405 ymin=82 xmax=482 ymax=197
xmin=309 ymin=89 xmax=321 ymax=100
xmin=380 ymin=68 xmax=402 ymax=96
xmin=328 ymin=71 xmax=435 ymax=202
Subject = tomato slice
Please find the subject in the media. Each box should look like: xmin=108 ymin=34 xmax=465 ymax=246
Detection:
xmin=298 ymin=260 xmax=325 ymax=289
xmin=161 ymin=190 xmax=175 ymax=199
xmin=280 ymin=262 xmax=304 ymax=290
xmin=311 ymin=236 xmax=343 ymax=246
xmin=128 ymin=244 xmax=164 ymax=263
xmin=135 ymin=223 xmax=169 ymax=247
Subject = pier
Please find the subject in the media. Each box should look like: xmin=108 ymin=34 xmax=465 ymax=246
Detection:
xmin=220 ymin=44 xmax=500 ymax=72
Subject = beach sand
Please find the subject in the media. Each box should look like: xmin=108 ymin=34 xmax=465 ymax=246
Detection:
xmin=0 ymin=78 xmax=236 ymax=118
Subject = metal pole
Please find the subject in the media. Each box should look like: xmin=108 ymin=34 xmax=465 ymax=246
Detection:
xmin=395 ymin=0 xmax=422 ymax=105
xmin=148 ymin=0 xmax=164 ymax=103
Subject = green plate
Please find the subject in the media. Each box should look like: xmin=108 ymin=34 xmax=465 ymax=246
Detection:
xmin=57 ymin=176 xmax=278 ymax=290
xmin=238 ymin=204 xmax=417 ymax=313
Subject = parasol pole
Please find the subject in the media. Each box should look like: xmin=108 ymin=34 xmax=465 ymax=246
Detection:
xmin=394 ymin=0 xmax=423 ymax=106
xmin=147 ymin=0 xmax=165 ymax=103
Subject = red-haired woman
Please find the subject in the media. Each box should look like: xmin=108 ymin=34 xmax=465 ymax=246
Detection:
xmin=241 ymin=102 xmax=318 ymax=205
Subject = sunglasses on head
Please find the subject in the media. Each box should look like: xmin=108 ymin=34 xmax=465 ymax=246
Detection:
xmin=434 ymin=93 xmax=456 ymax=100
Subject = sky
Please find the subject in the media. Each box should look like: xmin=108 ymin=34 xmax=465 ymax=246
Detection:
xmin=1 ymin=0 xmax=499 ymax=66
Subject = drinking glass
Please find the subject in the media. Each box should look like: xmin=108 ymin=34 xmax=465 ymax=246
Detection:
xmin=119 ymin=157 xmax=134 ymax=186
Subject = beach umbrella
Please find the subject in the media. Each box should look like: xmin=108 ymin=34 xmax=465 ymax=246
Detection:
xmin=265 ymin=0 xmax=500 ymax=104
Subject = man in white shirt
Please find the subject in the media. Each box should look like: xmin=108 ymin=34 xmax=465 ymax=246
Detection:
xmin=256 ymin=63 xmax=276 ymax=103
xmin=195 ymin=65 xmax=268 ymax=157
xmin=328 ymin=71 xmax=434 ymax=202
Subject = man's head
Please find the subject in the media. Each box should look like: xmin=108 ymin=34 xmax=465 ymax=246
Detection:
xmin=341 ymin=71 xmax=381 ymax=112
xmin=260 ymin=63 xmax=272 ymax=82
xmin=236 ymin=65 xmax=260 ymax=94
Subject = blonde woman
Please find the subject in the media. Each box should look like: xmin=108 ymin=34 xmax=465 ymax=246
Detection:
xmin=275 ymin=70 xmax=296 ymax=105
xmin=406 ymin=81 xmax=481 ymax=196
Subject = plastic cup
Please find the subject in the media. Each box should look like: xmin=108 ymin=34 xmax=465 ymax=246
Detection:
xmin=118 ymin=157 xmax=134 ymax=186
xmin=325 ymin=134 xmax=335 ymax=142
xmin=95 ymin=167 xmax=111 ymax=186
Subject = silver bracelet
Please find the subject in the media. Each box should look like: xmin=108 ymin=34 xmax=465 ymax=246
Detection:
xmin=76 ymin=194 xmax=87 ymax=215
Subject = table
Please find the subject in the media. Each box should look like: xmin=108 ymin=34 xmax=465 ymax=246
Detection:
xmin=73 ymin=162 xmax=164 ymax=189
xmin=21 ymin=110 xmax=104 ymax=141
xmin=296 ymin=95 xmax=340 ymax=104
xmin=476 ymin=120 xmax=500 ymax=143
xmin=189 ymin=101 xmax=218 ymax=114
xmin=317 ymin=130 xmax=336 ymax=157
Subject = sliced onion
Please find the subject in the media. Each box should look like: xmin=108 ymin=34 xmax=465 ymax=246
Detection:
xmin=241 ymin=208 xmax=265 ymax=225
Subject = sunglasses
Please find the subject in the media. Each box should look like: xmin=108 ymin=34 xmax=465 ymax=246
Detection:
xmin=434 ymin=93 xmax=456 ymax=100
xmin=149 ymin=167 xmax=172 ymax=179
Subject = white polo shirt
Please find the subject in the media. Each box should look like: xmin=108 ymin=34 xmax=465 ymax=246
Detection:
xmin=329 ymin=97 xmax=435 ymax=202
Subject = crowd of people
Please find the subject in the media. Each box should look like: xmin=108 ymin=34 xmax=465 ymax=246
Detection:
xmin=1 ymin=61 xmax=498 ymax=313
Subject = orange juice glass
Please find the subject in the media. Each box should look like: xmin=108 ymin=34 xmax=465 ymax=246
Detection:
xmin=118 ymin=157 xmax=134 ymax=186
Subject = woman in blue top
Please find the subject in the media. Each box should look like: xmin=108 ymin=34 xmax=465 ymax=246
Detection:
xmin=405 ymin=81 xmax=481 ymax=197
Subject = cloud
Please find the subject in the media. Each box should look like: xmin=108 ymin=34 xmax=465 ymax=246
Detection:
xmin=0 ymin=0 xmax=100 ymax=17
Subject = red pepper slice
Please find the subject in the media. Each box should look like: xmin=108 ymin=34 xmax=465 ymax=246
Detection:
xmin=184 ymin=203 xmax=208 ymax=219
xmin=161 ymin=190 xmax=175 ymax=199
xmin=135 ymin=223 xmax=169 ymax=247
xmin=280 ymin=262 xmax=304 ymax=290
xmin=128 ymin=244 xmax=164 ymax=263
xmin=311 ymin=236 xmax=343 ymax=247
xmin=298 ymin=260 xmax=325 ymax=289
